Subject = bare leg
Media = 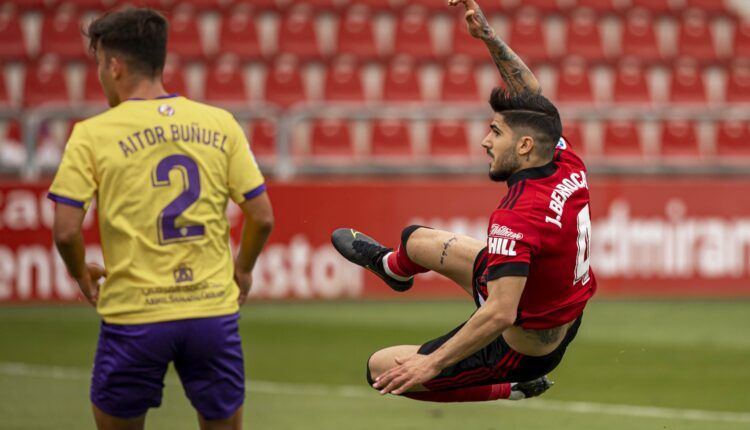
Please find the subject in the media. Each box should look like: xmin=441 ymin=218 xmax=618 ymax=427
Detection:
xmin=367 ymin=345 xmax=427 ymax=392
xmin=403 ymin=227 xmax=484 ymax=296
xmin=92 ymin=404 xmax=145 ymax=430
xmin=199 ymin=407 xmax=243 ymax=430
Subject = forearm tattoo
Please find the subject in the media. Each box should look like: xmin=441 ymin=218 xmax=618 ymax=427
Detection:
xmin=472 ymin=6 xmax=541 ymax=94
xmin=440 ymin=236 xmax=458 ymax=266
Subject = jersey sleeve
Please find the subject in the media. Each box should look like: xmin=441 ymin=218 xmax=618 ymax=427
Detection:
xmin=227 ymin=116 xmax=266 ymax=203
xmin=47 ymin=122 xmax=97 ymax=210
xmin=485 ymin=209 xmax=541 ymax=281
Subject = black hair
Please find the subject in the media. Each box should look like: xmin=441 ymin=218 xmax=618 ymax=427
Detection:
xmin=85 ymin=8 xmax=168 ymax=78
xmin=488 ymin=88 xmax=562 ymax=160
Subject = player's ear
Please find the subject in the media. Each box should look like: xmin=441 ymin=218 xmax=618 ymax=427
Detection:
xmin=517 ymin=135 xmax=535 ymax=156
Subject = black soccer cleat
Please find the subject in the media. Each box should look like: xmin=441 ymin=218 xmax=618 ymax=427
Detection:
xmin=509 ymin=375 xmax=554 ymax=400
xmin=331 ymin=228 xmax=413 ymax=292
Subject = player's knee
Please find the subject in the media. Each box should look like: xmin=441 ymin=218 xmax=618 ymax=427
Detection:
xmin=401 ymin=225 xmax=430 ymax=249
xmin=366 ymin=350 xmax=389 ymax=388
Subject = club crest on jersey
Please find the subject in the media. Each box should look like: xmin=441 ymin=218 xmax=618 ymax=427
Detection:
xmin=556 ymin=137 xmax=567 ymax=150
xmin=158 ymin=104 xmax=175 ymax=117
xmin=489 ymin=224 xmax=523 ymax=240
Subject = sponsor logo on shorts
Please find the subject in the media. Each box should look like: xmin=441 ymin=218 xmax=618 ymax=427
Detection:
xmin=489 ymin=224 xmax=523 ymax=240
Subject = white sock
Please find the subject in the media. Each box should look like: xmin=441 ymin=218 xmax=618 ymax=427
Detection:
xmin=381 ymin=252 xmax=414 ymax=282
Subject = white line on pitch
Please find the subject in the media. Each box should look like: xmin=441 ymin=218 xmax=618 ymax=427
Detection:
xmin=1 ymin=362 xmax=749 ymax=425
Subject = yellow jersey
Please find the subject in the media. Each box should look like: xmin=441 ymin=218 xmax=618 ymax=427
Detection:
xmin=48 ymin=95 xmax=265 ymax=324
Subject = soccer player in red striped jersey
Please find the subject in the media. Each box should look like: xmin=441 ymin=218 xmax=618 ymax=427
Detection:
xmin=331 ymin=0 xmax=596 ymax=402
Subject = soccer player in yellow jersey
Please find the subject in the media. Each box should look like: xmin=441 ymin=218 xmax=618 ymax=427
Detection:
xmin=48 ymin=8 xmax=273 ymax=430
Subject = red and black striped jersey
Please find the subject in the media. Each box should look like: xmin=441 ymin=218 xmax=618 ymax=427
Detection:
xmin=482 ymin=137 xmax=597 ymax=329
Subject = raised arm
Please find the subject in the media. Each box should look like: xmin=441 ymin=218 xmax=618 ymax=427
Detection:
xmin=449 ymin=0 xmax=541 ymax=95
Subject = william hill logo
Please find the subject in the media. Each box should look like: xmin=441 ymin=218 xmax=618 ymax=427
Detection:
xmin=489 ymin=224 xmax=523 ymax=240
xmin=174 ymin=264 xmax=193 ymax=283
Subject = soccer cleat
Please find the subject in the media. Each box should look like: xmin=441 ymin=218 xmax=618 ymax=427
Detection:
xmin=509 ymin=375 xmax=554 ymax=400
xmin=331 ymin=228 xmax=413 ymax=292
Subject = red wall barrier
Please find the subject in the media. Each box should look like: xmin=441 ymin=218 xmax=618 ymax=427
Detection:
xmin=2 ymin=177 xmax=750 ymax=302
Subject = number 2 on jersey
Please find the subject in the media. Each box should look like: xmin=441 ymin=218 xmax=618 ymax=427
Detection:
xmin=575 ymin=204 xmax=591 ymax=285
xmin=152 ymin=154 xmax=205 ymax=244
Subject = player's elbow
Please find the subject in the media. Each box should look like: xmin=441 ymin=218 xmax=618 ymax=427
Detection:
xmin=489 ymin=312 xmax=516 ymax=331
xmin=52 ymin=224 xmax=81 ymax=245
xmin=250 ymin=211 xmax=274 ymax=233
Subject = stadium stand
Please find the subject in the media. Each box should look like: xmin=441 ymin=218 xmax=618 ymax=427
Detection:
xmin=324 ymin=55 xmax=365 ymax=101
xmin=218 ymin=4 xmax=263 ymax=60
xmin=428 ymin=120 xmax=470 ymax=157
xmin=4 ymin=0 xmax=750 ymax=177
xmin=716 ymin=120 xmax=750 ymax=156
xmin=370 ymin=119 xmax=413 ymax=157
xmin=310 ymin=118 xmax=354 ymax=157
xmin=0 ymin=4 xmax=27 ymax=60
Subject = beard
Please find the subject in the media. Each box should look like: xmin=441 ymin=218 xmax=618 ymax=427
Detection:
xmin=488 ymin=149 xmax=521 ymax=182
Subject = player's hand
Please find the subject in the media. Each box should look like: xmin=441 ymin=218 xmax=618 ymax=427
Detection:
xmin=234 ymin=268 xmax=253 ymax=305
xmin=372 ymin=353 xmax=441 ymax=395
xmin=76 ymin=263 xmax=106 ymax=306
xmin=449 ymin=0 xmax=495 ymax=41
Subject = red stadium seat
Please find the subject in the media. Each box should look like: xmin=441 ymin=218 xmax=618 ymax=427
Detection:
xmin=565 ymin=8 xmax=606 ymax=62
xmin=508 ymin=7 xmax=549 ymax=65
xmin=676 ymin=9 xmax=718 ymax=63
xmin=733 ymin=19 xmax=750 ymax=59
xmin=14 ymin=0 xmax=47 ymax=11
xmin=602 ymin=120 xmax=642 ymax=157
xmin=248 ymin=120 xmax=276 ymax=159
xmin=441 ymin=55 xmax=478 ymax=102
xmin=556 ymin=57 xmax=594 ymax=103
xmin=204 ymin=54 xmax=249 ymax=104
xmin=669 ymin=58 xmax=706 ymax=103
xmin=684 ymin=0 xmax=731 ymax=16
xmin=716 ymin=121 xmax=750 ymax=156
xmin=620 ymin=8 xmax=662 ymax=63
xmin=336 ymin=4 xmax=378 ymax=60
xmin=83 ymin=65 xmax=107 ymax=104
xmin=428 ymin=120 xmax=469 ymax=157
xmin=24 ymin=54 xmax=69 ymax=107
xmin=0 ymin=66 xmax=9 ymax=106
xmin=265 ymin=54 xmax=306 ymax=107
xmin=393 ymin=5 xmax=435 ymax=61
xmin=726 ymin=60 xmax=750 ymax=103
xmin=660 ymin=120 xmax=700 ymax=157
xmin=370 ymin=119 xmax=413 ymax=157
xmin=612 ymin=58 xmax=652 ymax=104
xmin=562 ymin=121 xmax=584 ymax=153
xmin=382 ymin=55 xmax=422 ymax=102
xmin=310 ymin=119 xmax=353 ymax=157
xmin=168 ymin=4 xmax=205 ymax=61
xmin=233 ymin=0 xmax=279 ymax=12
xmin=219 ymin=4 xmax=262 ymax=60
xmin=278 ymin=4 xmax=321 ymax=60
xmin=514 ymin=0 xmax=563 ymax=14
xmin=629 ymin=0 xmax=672 ymax=14
xmin=349 ymin=0 xmax=405 ymax=13
xmin=574 ymin=0 xmax=620 ymax=14
xmin=452 ymin=12 xmax=492 ymax=61
xmin=40 ymin=4 xmax=87 ymax=60
xmin=162 ymin=55 xmax=188 ymax=96
xmin=0 ymin=4 xmax=27 ymax=60
xmin=324 ymin=55 xmax=365 ymax=101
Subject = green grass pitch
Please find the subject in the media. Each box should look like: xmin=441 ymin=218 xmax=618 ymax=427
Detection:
xmin=1 ymin=300 xmax=749 ymax=429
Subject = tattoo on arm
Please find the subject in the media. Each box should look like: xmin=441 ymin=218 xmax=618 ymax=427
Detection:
xmin=471 ymin=6 xmax=541 ymax=94
xmin=440 ymin=236 xmax=458 ymax=266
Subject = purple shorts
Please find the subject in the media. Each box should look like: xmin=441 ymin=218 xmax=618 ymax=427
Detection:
xmin=91 ymin=313 xmax=244 ymax=420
